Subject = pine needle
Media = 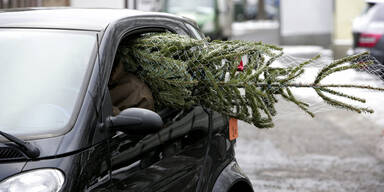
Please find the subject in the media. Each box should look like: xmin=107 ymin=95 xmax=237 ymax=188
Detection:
xmin=118 ymin=32 xmax=383 ymax=128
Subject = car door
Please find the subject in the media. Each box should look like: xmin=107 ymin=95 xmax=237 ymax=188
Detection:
xmin=99 ymin=17 xmax=211 ymax=192
xmin=108 ymin=106 xmax=211 ymax=192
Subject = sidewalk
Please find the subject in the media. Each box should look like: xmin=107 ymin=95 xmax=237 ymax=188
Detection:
xmin=231 ymin=20 xmax=280 ymax=45
xmin=231 ymin=21 xmax=333 ymax=59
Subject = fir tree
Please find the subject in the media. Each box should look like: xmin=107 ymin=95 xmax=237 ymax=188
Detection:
xmin=118 ymin=33 xmax=384 ymax=128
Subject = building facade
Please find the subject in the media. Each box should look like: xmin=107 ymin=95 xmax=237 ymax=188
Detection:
xmin=69 ymin=0 xmax=162 ymax=11
xmin=0 ymin=0 xmax=69 ymax=8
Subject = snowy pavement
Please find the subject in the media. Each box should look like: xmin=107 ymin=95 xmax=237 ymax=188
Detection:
xmin=231 ymin=21 xmax=384 ymax=191
xmin=235 ymin=57 xmax=384 ymax=191
xmin=231 ymin=20 xmax=280 ymax=45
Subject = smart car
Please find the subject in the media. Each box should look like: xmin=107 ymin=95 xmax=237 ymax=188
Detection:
xmin=0 ymin=8 xmax=253 ymax=192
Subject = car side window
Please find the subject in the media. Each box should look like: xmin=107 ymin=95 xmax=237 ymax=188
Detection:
xmin=108 ymin=30 xmax=209 ymax=179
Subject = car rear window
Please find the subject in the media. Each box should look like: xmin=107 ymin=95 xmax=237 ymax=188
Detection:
xmin=372 ymin=4 xmax=384 ymax=21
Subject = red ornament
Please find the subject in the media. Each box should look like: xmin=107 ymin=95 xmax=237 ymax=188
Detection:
xmin=237 ymin=60 xmax=244 ymax=71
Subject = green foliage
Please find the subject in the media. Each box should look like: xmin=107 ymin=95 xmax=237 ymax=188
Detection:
xmin=118 ymin=33 xmax=384 ymax=128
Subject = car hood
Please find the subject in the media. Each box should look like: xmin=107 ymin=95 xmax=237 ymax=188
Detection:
xmin=0 ymin=161 xmax=26 ymax=181
xmin=0 ymin=135 xmax=64 ymax=163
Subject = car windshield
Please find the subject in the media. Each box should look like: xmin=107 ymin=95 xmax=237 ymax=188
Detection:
xmin=0 ymin=29 xmax=96 ymax=138
xmin=165 ymin=0 xmax=214 ymax=13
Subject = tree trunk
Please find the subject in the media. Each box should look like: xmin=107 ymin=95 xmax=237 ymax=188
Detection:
xmin=257 ymin=0 xmax=266 ymax=20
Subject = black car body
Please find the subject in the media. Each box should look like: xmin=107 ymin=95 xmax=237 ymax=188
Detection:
xmin=0 ymin=8 xmax=253 ymax=192
xmin=350 ymin=1 xmax=384 ymax=65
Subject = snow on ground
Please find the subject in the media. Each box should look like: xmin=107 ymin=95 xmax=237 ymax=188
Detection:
xmin=281 ymin=46 xmax=333 ymax=59
xmin=232 ymin=20 xmax=279 ymax=36
xmin=231 ymin=20 xmax=280 ymax=44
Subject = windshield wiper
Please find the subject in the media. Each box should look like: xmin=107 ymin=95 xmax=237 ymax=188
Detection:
xmin=0 ymin=131 xmax=40 ymax=158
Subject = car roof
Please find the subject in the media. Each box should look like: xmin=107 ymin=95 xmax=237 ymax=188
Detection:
xmin=0 ymin=7 xmax=191 ymax=31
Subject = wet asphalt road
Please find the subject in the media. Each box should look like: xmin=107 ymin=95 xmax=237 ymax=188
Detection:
xmin=235 ymin=108 xmax=384 ymax=192
xmin=231 ymin=24 xmax=384 ymax=191
xmin=234 ymin=81 xmax=384 ymax=192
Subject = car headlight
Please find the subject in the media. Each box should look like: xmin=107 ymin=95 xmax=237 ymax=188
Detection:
xmin=0 ymin=169 xmax=65 ymax=192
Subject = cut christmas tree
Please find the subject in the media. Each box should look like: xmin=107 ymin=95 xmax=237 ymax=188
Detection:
xmin=117 ymin=32 xmax=384 ymax=128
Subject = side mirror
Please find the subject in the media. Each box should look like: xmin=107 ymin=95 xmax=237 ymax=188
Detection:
xmin=106 ymin=108 xmax=163 ymax=134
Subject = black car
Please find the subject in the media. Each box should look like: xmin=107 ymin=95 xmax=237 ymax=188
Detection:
xmin=350 ymin=1 xmax=384 ymax=65
xmin=0 ymin=8 xmax=253 ymax=192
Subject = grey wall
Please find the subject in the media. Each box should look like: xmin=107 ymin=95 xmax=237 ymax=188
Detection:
xmin=70 ymin=0 xmax=124 ymax=8
xmin=281 ymin=34 xmax=332 ymax=48
xmin=280 ymin=0 xmax=333 ymax=48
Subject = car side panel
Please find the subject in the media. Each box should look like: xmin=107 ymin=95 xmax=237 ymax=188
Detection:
xmin=371 ymin=36 xmax=384 ymax=64
xmin=108 ymin=107 xmax=210 ymax=192
xmin=198 ymin=111 xmax=238 ymax=192
xmin=212 ymin=161 xmax=253 ymax=192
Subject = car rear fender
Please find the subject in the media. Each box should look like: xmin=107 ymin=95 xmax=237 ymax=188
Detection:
xmin=212 ymin=161 xmax=253 ymax=192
